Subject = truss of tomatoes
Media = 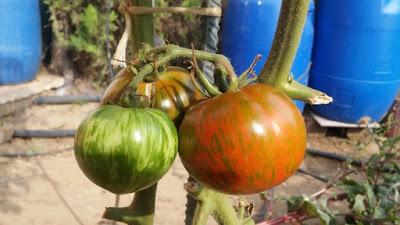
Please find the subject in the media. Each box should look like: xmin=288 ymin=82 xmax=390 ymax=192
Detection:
xmin=74 ymin=66 xmax=306 ymax=195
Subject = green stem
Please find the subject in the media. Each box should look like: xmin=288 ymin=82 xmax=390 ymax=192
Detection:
xmin=104 ymin=1 xmax=157 ymax=225
xmin=191 ymin=50 xmax=222 ymax=96
xmin=103 ymin=184 xmax=157 ymax=225
xmin=192 ymin=202 xmax=212 ymax=225
xmin=194 ymin=66 xmax=222 ymax=96
xmin=129 ymin=54 xmax=174 ymax=89
xmin=186 ymin=182 xmax=255 ymax=225
xmin=280 ymin=80 xmax=333 ymax=105
xmin=129 ymin=44 xmax=238 ymax=94
xmin=258 ymin=0 xmax=309 ymax=85
xmin=257 ymin=0 xmax=332 ymax=105
xmin=131 ymin=0 xmax=154 ymax=53
xmin=156 ymin=45 xmax=238 ymax=86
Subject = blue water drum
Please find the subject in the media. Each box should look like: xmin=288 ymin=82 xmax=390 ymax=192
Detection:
xmin=0 ymin=0 xmax=42 ymax=84
xmin=310 ymin=0 xmax=400 ymax=123
xmin=221 ymin=0 xmax=315 ymax=111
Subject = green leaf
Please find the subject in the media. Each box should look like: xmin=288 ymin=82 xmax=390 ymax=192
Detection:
xmin=70 ymin=35 xmax=101 ymax=56
xmin=285 ymin=195 xmax=306 ymax=212
xmin=81 ymin=4 xmax=99 ymax=38
xmin=338 ymin=179 xmax=364 ymax=198
xmin=381 ymin=136 xmax=400 ymax=150
xmin=372 ymin=205 xmax=386 ymax=220
xmin=353 ymin=195 xmax=366 ymax=215
xmin=362 ymin=183 xmax=377 ymax=207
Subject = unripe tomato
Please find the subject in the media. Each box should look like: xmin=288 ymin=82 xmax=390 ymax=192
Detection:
xmin=178 ymin=83 xmax=306 ymax=194
xmin=74 ymin=105 xmax=178 ymax=194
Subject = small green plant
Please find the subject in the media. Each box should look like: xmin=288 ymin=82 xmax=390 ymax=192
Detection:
xmin=44 ymin=0 xmax=121 ymax=83
xmin=70 ymin=4 xmax=118 ymax=57
xmin=69 ymin=3 xmax=118 ymax=83
xmin=271 ymin=130 xmax=400 ymax=225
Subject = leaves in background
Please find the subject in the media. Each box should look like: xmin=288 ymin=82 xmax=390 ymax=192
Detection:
xmin=283 ymin=131 xmax=399 ymax=225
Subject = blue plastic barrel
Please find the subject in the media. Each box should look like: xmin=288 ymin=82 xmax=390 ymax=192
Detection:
xmin=0 ymin=0 xmax=42 ymax=84
xmin=221 ymin=0 xmax=315 ymax=111
xmin=309 ymin=0 xmax=400 ymax=123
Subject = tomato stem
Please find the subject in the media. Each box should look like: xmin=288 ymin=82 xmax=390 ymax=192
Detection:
xmin=103 ymin=184 xmax=157 ymax=225
xmin=123 ymin=44 xmax=239 ymax=95
xmin=191 ymin=46 xmax=222 ymax=96
xmin=151 ymin=44 xmax=238 ymax=85
xmin=103 ymin=1 xmax=159 ymax=225
xmin=256 ymin=0 xmax=332 ymax=105
xmin=186 ymin=182 xmax=255 ymax=225
xmin=130 ymin=0 xmax=154 ymax=54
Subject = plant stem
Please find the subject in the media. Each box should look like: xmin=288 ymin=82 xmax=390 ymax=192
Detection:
xmin=186 ymin=182 xmax=255 ymax=225
xmin=191 ymin=48 xmax=222 ymax=96
xmin=154 ymin=45 xmax=238 ymax=86
xmin=103 ymin=1 xmax=158 ymax=225
xmin=103 ymin=184 xmax=157 ymax=225
xmin=126 ymin=6 xmax=221 ymax=16
xmin=257 ymin=0 xmax=332 ymax=105
xmin=131 ymin=0 xmax=154 ymax=54
xmin=126 ymin=44 xmax=238 ymax=92
xmin=258 ymin=0 xmax=309 ymax=85
xmin=103 ymin=43 xmax=237 ymax=104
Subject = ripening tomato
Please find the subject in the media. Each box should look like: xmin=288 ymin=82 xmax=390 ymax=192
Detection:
xmin=136 ymin=67 xmax=205 ymax=124
xmin=178 ymin=83 xmax=306 ymax=194
xmin=101 ymin=67 xmax=205 ymax=124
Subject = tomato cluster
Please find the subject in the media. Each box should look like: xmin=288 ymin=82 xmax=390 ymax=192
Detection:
xmin=74 ymin=66 xmax=306 ymax=195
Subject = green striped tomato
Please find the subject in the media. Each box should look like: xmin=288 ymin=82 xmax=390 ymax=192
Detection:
xmin=179 ymin=83 xmax=306 ymax=194
xmin=74 ymin=105 xmax=178 ymax=194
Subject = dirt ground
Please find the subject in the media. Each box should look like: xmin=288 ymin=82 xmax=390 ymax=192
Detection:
xmin=0 ymin=79 xmax=378 ymax=225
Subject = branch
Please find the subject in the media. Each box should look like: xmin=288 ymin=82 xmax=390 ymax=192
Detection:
xmin=103 ymin=184 xmax=157 ymax=225
xmin=130 ymin=0 xmax=154 ymax=54
xmin=152 ymin=45 xmax=238 ymax=87
xmin=280 ymin=80 xmax=333 ymax=105
xmin=185 ymin=182 xmax=255 ymax=225
xmin=102 ymin=44 xmax=237 ymax=107
xmin=126 ymin=6 xmax=221 ymax=16
xmin=256 ymin=0 xmax=332 ymax=105
xmin=191 ymin=46 xmax=222 ymax=96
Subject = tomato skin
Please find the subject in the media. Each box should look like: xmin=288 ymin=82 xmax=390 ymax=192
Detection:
xmin=178 ymin=83 xmax=306 ymax=194
xmin=74 ymin=105 xmax=178 ymax=194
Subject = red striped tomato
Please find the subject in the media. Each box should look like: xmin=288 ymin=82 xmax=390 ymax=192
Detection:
xmin=178 ymin=83 xmax=306 ymax=194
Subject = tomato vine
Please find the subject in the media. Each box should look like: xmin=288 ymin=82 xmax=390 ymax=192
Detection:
xmin=75 ymin=0 xmax=334 ymax=225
